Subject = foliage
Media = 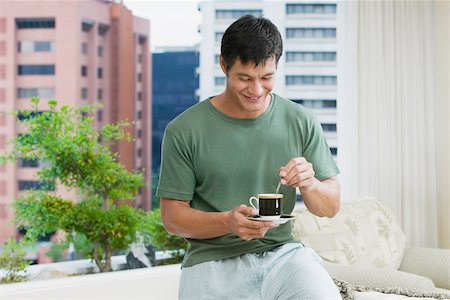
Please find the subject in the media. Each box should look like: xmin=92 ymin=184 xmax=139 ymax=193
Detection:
xmin=0 ymin=238 xmax=31 ymax=284
xmin=45 ymin=241 xmax=69 ymax=262
xmin=140 ymin=208 xmax=188 ymax=264
xmin=0 ymin=98 xmax=148 ymax=272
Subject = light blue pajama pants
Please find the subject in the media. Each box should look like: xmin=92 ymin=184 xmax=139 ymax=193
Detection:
xmin=179 ymin=243 xmax=341 ymax=300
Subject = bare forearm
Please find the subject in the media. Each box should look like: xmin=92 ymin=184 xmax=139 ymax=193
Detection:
xmin=160 ymin=199 xmax=232 ymax=239
xmin=160 ymin=198 xmax=275 ymax=241
xmin=301 ymin=177 xmax=340 ymax=217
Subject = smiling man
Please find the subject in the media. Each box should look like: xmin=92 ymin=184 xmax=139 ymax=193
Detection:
xmin=157 ymin=15 xmax=341 ymax=299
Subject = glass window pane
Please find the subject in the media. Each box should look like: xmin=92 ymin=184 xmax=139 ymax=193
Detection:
xmin=18 ymin=41 xmax=33 ymax=52
xmin=34 ymin=41 xmax=52 ymax=52
xmin=18 ymin=65 xmax=55 ymax=75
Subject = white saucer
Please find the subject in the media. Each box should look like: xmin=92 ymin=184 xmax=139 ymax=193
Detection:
xmin=247 ymin=215 xmax=295 ymax=224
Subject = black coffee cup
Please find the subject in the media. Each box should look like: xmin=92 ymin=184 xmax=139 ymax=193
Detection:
xmin=249 ymin=193 xmax=283 ymax=219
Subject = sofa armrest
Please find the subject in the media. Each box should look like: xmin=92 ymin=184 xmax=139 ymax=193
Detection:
xmin=324 ymin=263 xmax=435 ymax=292
xmin=399 ymin=246 xmax=450 ymax=290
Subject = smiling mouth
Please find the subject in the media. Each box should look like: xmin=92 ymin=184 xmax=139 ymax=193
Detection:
xmin=245 ymin=95 xmax=261 ymax=102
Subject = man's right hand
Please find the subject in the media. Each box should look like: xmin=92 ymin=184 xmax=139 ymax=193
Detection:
xmin=227 ymin=204 xmax=278 ymax=241
xmin=161 ymin=198 xmax=277 ymax=241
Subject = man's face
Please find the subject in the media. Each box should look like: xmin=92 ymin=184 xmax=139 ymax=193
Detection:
xmin=221 ymin=56 xmax=277 ymax=119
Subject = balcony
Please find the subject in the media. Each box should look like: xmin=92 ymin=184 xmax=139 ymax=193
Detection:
xmin=0 ymin=262 xmax=181 ymax=299
xmin=0 ymin=254 xmax=182 ymax=299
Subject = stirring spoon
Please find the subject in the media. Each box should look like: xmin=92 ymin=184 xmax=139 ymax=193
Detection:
xmin=275 ymin=180 xmax=282 ymax=194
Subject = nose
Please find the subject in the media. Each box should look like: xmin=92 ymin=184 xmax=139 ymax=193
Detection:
xmin=248 ymin=80 xmax=263 ymax=96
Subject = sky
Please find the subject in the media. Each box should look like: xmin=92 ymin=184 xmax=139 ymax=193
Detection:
xmin=123 ymin=0 xmax=202 ymax=51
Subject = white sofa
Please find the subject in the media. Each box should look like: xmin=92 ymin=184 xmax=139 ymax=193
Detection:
xmin=291 ymin=197 xmax=450 ymax=297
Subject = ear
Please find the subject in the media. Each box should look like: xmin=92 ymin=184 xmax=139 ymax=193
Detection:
xmin=219 ymin=55 xmax=228 ymax=76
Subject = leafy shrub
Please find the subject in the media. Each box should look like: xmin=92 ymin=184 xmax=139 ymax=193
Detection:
xmin=0 ymin=239 xmax=30 ymax=284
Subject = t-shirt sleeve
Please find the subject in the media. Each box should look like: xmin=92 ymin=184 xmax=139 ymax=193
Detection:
xmin=302 ymin=115 xmax=340 ymax=181
xmin=156 ymin=128 xmax=196 ymax=201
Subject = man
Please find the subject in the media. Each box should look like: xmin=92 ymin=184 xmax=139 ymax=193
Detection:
xmin=157 ymin=15 xmax=341 ymax=299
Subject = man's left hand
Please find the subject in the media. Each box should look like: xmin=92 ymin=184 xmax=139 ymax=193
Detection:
xmin=278 ymin=157 xmax=318 ymax=194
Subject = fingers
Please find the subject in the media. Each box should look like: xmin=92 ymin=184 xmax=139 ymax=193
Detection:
xmin=235 ymin=204 xmax=258 ymax=217
xmin=237 ymin=223 xmax=277 ymax=241
xmin=230 ymin=205 xmax=278 ymax=241
xmin=279 ymin=157 xmax=315 ymax=189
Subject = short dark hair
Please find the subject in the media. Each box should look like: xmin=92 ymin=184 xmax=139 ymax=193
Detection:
xmin=221 ymin=15 xmax=283 ymax=70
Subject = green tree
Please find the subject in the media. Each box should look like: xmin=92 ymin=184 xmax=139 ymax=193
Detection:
xmin=0 ymin=98 xmax=149 ymax=272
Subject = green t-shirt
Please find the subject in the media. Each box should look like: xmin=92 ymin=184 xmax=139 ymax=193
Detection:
xmin=156 ymin=93 xmax=339 ymax=267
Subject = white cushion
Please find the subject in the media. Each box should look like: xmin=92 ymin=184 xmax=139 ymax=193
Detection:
xmin=291 ymin=197 xmax=406 ymax=269
xmin=326 ymin=263 xmax=435 ymax=291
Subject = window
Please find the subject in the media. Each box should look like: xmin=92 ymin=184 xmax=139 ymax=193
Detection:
xmin=97 ymin=89 xmax=103 ymax=100
xmin=98 ymin=46 xmax=103 ymax=57
xmin=98 ymin=23 xmax=109 ymax=36
xmin=17 ymin=111 xmax=44 ymax=121
xmin=330 ymin=147 xmax=337 ymax=156
xmin=18 ymin=180 xmax=53 ymax=191
xmin=18 ymin=65 xmax=55 ymax=75
xmin=97 ymin=110 xmax=103 ymax=122
xmin=138 ymin=35 xmax=147 ymax=45
xmin=215 ymin=77 xmax=226 ymax=86
xmin=214 ymin=54 xmax=220 ymax=64
xmin=286 ymin=75 xmax=337 ymax=86
xmin=16 ymin=18 xmax=55 ymax=29
xmin=137 ymin=110 xmax=142 ymax=120
xmin=215 ymin=9 xmax=263 ymax=19
xmin=215 ymin=32 xmax=224 ymax=42
xmin=18 ymin=41 xmax=33 ymax=52
xmin=292 ymin=99 xmax=337 ymax=109
xmin=137 ymin=91 xmax=142 ymax=101
xmin=137 ymin=73 xmax=142 ymax=82
xmin=286 ymin=52 xmax=336 ymax=62
xmin=18 ymin=41 xmax=54 ymax=53
xmin=81 ymin=88 xmax=88 ymax=99
xmin=137 ymin=148 xmax=142 ymax=158
xmin=97 ymin=67 xmax=103 ymax=79
xmin=81 ymin=65 xmax=88 ymax=77
xmin=138 ymin=53 xmax=142 ymax=63
xmin=321 ymin=123 xmax=337 ymax=132
xmin=35 ymin=41 xmax=53 ymax=52
xmin=18 ymin=158 xmax=39 ymax=168
xmin=17 ymin=88 xmax=54 ymax=99
xmin=286 ymin=4 xmax=336 ymax=14
xmin=81 ymin=42 xmax=88 ymax=54
xmin=81 ymin=19 xmax=94 ymax=32
xmin=286 ymin=28 xmax=336 ymax=39
xmin=137 ymin=129 xmax=142 ymax=138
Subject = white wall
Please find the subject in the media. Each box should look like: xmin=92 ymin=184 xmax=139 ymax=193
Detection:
xmin=0 ymin=264 xmax=182 ymax=300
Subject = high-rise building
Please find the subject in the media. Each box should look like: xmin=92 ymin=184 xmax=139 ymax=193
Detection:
xmin=152 ymin=47 xmax=199 ymax=190
xmin=198 ymin=0 xmax=337 ymax=156
xmin=0 ymin=0 xmax=151 ymax=245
